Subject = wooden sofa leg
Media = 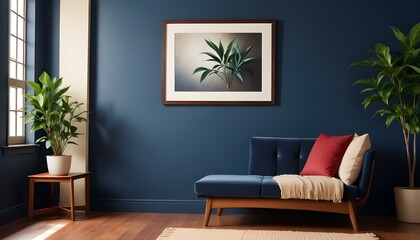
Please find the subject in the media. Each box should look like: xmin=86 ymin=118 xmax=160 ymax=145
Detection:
xmin=203 ymin=198 xmax=213 ymax=227
xmin=347 ymin=200 xmax=359 ymax=232
xmin=217 ymin=208 xmax=223 ymax=216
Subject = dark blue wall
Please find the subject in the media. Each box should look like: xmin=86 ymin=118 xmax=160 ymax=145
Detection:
xmin=0 ymin=0 xmax=59 ymax=226
xmin=89 ymin=0 xmax=420 ymax=215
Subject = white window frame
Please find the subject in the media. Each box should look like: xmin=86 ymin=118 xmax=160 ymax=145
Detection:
xmin=8 ymin=0 xmax=27 ymax=145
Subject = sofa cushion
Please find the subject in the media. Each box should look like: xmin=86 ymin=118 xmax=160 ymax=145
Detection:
xmin=261 ymin=176 xmax=281 ymax=198
xmin=338 ymin=134 xmax=371 ymax=185
xmin=261 ymin=176 xmax=359 ymax=200
xmin=194 ymin=175 xmax=263 ymax=198
xmin=300 ymin=133 xmax=353 ymax=177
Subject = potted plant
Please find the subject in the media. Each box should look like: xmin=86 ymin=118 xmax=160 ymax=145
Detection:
xmin=25 ymin=71 xmax=87 ymax=176
xmin=352 ymin=22 xmax=420 ymax=223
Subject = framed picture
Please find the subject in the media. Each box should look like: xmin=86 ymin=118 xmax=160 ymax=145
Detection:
xmin=162 ymin=20 xmax=275 ymax=105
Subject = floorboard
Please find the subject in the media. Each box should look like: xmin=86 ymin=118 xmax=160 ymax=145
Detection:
xmin=0 ymin=211 xmax=419 ymax=240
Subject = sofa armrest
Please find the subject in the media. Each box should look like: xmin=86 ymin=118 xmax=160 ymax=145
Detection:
xmin=356 ymin=149 xmax=376 ymax=204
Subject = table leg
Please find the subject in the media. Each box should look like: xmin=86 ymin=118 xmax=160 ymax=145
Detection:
xmin=69 ymin=179 xmax=75 ymax=221
xmin=50 ymin=182 xmax=55 ymax=207
xmin=85 ymin=174 xmax=90 ymax=214
xmin=28 ymin=178 xmax=34 ymax=220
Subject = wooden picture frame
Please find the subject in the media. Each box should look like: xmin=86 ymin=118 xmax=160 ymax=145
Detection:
xmin=162 ymin=20 xmax=275 ymax=105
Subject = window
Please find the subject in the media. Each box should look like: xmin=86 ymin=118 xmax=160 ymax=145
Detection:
xmin=9 ymin=0 xmax=26 ymax=144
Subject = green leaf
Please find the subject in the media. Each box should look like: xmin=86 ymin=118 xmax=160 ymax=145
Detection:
xmin=224 ymin=40 xmax=234 ymax=64
xmin=243 ymin=46 xmax=253 ymax=57
xmin=353 ymin=78 xmax=371 ymax=86
xmin=37 ymin=94 xmax=44 ymax=108
xmin=205 ymin=39 xmax=219 ymax=55
xmin=76 ymin=116 xmax=87 ymax=122
xmin=408 ymin=65 xmax=420 ymax=74
xmin=351 ymin=59 xmax=376 ymax=67
xmin=360 ymin=87 xmax=376 ymax=93
xmin=38 ymin=71 xmax=51 ymax=86
xmin=376 ymin=108 xmax=391 ymax=115
xmin=27 ymin=81 xmax=42 ymax=94
xmin=362 ymin=94 xmax=382 ymax=109
xmin=70 ymin=126 xmax=77 ymax=134
xmin=408 ymin=22 xmax=420 ymax=47
xmin=30 ymin=124 xmax=45 ymax=133
xmin=390 ymin=26 xmax=408 ymax=49
xmin=200 ymin=70 xmax=211 ymax=82
xmin=54 ymin=86 xmax=70 ymax=101
xmin=242 ymin=57 xmax=256 ymax=64
xmin=193 ymin=67 xmax=209 ymax=74
xmin=218 ymin=40 xmax=224 ymax=60
xmin=201 ymin=52 xmax=221 ymax=62
xmin=375 ymin=43 xmax=392 ymax=67
xmin=45 ymin=140 xmax=51 ymax=149
xmin=235 ymin=72 xmax=244 ymax=82
xmin=52 ymin=77 xmax=63 ymax=91
xmin=405 ymin=122 xmax=420 ymax=134
xmin=24 ymin=94 xmax=37 ymax=101
xmin=35 ymin=137 xmax=47 ymax=143
xmin=411 ymin=48 xmax=420 ymax=59
xmin=385 ymin=115 xmax=397 ymax=127
xmin=380 ymin=87 xmax=393 ymax=104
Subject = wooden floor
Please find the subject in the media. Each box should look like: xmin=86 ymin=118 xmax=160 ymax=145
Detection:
xmin=0 ymin=211 xmax=419 ymax=240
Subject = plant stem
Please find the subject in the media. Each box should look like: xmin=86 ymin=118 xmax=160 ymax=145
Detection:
xmin=401 ymin=119 xmax=413 ymax=187
xmin=215 ymin=73 xmax=227 ymax=85
xmin=412 ymin=134 xmax=417 ymax=188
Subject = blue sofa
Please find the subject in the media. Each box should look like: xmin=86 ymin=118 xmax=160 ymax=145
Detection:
xmin=194 ymin=137 xmax=376 ymax=231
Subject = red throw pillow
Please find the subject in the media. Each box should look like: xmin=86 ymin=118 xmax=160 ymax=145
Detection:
xmin=300 ymin=133 xmax=354 ymax=177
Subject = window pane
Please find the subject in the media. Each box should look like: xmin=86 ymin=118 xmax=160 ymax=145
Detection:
xmin=17 ymin=39 xmax=23 ymax=62
xmin=11 ymin=0 xmax=17 ymax=13
xmin=9 ymin=0 xmax=26 ymax=144
xmin=9 ymin=87 xmax=16 ymax=110
xmin=17 ymin=87 xmax=23 ymax=110
xmin=9 ymin=61 xmax=16 ymax=79
xmin=10 ymin=12 xmax=17 ymax=36
xmin=17 ymin=112 xmax=23 ymax=136
xmin=9 ymin=112 xmax=16 ymax=137
xmin=17 ymin=16 xmax=24 ymax=39
xmin=17 ymin=0 xmax=24 ymax=16
xmin=10 ymin=36 xmax=17 ymax=60
xmin=17 ymin=63 xmax=24 ymax=80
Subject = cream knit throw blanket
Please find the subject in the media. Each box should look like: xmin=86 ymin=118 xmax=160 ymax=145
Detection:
xmin=273 ymin=175 xmax=344 ymax=203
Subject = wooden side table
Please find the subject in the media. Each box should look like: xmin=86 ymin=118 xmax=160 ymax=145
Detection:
xmin=28 ymin=172 xmax=90 ymax=221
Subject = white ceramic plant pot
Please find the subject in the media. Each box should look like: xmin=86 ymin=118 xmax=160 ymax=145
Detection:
xmin=46 ymin=155 xmax=72 ymax=176
xmin=394 ymin=187 xmax=420 ymax=223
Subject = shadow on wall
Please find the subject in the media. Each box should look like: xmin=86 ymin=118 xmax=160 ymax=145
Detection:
xmin=361 ymin=147 xmax=406 ymax=216
xmin=89 ymin=105 xmax=123 ymax=198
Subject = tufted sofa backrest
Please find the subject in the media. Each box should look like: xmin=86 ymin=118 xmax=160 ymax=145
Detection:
xmin=248 ymin=136 xmax=376 ymax=200
xmin=248 ymin=137 xmax=316 ymax=176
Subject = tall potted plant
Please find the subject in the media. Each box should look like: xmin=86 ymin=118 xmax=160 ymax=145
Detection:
xmin=352 ymin=22 xmax=420 ymax=223
xmin=25 ymin=71 xmax=87 ymax=176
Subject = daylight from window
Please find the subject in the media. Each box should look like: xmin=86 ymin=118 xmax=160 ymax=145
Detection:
xmin=9 ymin=0 xmax=26 ymax=144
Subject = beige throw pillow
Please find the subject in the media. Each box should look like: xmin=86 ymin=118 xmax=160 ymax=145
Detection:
xmin=338 ymin=133 xmax=371 ymax=185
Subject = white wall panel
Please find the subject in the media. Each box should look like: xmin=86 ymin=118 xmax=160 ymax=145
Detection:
xmin=59 ymin=0 xmax=90 ymax=206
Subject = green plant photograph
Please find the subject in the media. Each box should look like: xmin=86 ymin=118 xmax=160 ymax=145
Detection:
xmin=174 ymin=33 xmax=262 ymax=92
xmin=193 ymin=39 xmax=255 ymax=91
